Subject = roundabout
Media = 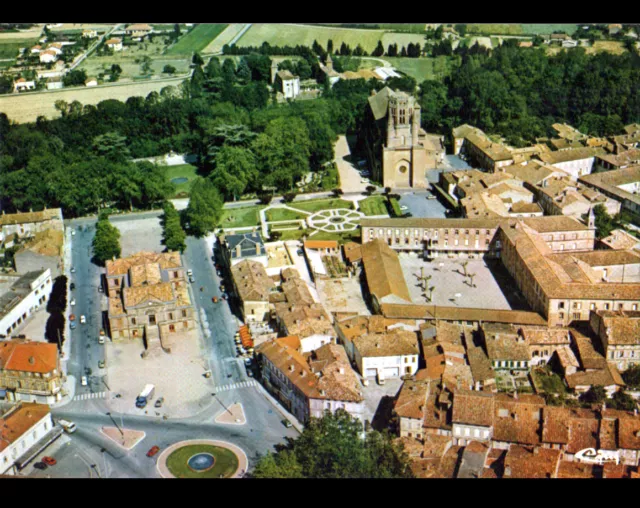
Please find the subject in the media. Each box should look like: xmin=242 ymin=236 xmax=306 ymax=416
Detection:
xmin=157 ymin=439 xmax=247 ymax=479
xmin=307 ymin=208 xmax=363 ymax=233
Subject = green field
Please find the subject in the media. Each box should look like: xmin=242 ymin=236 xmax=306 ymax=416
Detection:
xmin=520 ymin=24 xmax=579 ymax=35
xmin=0 ymin=38 xmax=37 ymax=59
xmin=166 ymin=164 xmax=198 ymax=197
xmin=265 ymin=207 xmax=307 ymax=222
xmin=165 ymin=445 xmax=239 ymax=479
xmin=383 ymin=56 xmax=456 ymax=82
xmin=238 ymin=24 xmax=428 ymax=54
xmin=166 ymin=24 xmax=229 ymax=56
xmin=358 ymin=196 xmax=389 ymax=216
xmin=289 ymin=198 xmax=354 ymax=213
xmin=219 ymin=205 xmax=264 ymax=229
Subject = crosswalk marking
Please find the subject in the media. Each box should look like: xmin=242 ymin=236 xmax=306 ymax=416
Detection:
xmin=73 ymin=391 xmax=107 ymax=401
xmin=211 ymin=380 xmax=259 ymax=393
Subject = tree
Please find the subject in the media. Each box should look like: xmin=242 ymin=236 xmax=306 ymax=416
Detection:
xmin=372 ymin=41 xmax=385 ymax=57
xmin=622 ymin=364 xmax=640 ymax=389
xmin=63 ymin=69 xmax=87 ymax=87
xmin=581 ymin=385 xmax=606 ymax=406
xmin=428 ymin=286 xmax=435 ymax=301
xmin=455 ymin=24 xmax=467 ymax=37
xmin=251 ymin=409 xmax=413 ymax=478
xmin=282 ymin=192 xmax=297 ymax=203
xmin=110 ymin=64 xmax=122 ymax=82
xmin=92 ymin=132 xmax=130 ymax=161
xmin=460 ymin=260 xmax=469 ymax=277
xmin=161 ymin=201 xmax=186 ymax=253
xmin=173 ymin=23 xmax=182 ymax=38
xmin=236 ymin=58 xmax=252 ymax=82
xmin=183 ymin=177 xmax=224 ymax=236
xmin=92 ymin=213 xmax=121 ymax=266
xmin=327 ymin=39 xmax=334 ymax=54
xmin=607 ymin=390 xmax=636 ymax=411
xmin=258 ymin=193 xmax=273 ymax=205
xmin=593 ymin=204 xmax=615 ymax=239
xmin=210 ymin=145 xmax=257 ymax=200
xmin=163 ymin=65 xmax=176 ymax=75
xmin=192 ymin=52 xmax=204 ymax=66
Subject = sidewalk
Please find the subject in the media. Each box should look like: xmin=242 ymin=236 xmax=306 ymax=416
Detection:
xmin=254 ymin=382 xmax=303 ymax=434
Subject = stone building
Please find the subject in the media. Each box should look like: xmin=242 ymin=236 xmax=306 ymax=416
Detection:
xmin=364 ymin=87 xmax=444 ymax=189
xmin=0 ymin=339 xmax=62 ymax=404
xmin=105 ymin=251 xmax=195 ymax=353
xmin=14 ymin=229 xmax=64 ymax=278
xmin=231 ymin=259 xmax=274 ymax=323
xmin=0 ymin=208 xmax=63 ymax=246
xmin=590 ymin=310 xmax=640 ymax=372
xmin=0 ymin=270 xmax=52 ymax=338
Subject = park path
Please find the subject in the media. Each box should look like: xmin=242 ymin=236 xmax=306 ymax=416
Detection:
xmin=335 ymin=135 xmax=368 ymax=195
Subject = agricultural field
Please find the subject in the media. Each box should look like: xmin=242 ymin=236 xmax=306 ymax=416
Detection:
xmin=383 ymin=56 xmax=457 ymax=82
xmin=466 ymin=24 xmax=524 ymax=36
xmin=166 ymin=23 xmax=228 ymax=56
xmin=237 ymin=23 xmax=429 ymax=54
xmin=202 ymin=23 xmax=249 ymax=54
xmin=0 ymin=27 xmax=42 ymax=40
xmin=0 ymin=77 xmax=188 ymax=124
xmin=48 ymin=23 xmax=115 ymax=33
xmin=519 ymin=24 xmax=579 ymax=35
xmin=380 ymin=32 xmax=426 ymax=50
xmin=78 ymin=39 xmax=190 ymax=80
xmin=0 ymin=38 xmax=39 ymax=59
xmin=587 ymin=40 xmax=627 ymax=55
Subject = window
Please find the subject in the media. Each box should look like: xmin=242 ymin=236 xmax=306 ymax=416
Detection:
xmin=184 ymin=321 xmax=188 ymax=328
xmin=131 ymin=318 xmax=136 ymax=325
xmin=173 ymin=272 xmax=178 ymax=279
xmin=590 ymin=303 xmax=596 ymax=310
xmin=182 ymin=310 xmax=187 ymax=318
xmin=634 ymin=304 xmax=638 ymax=311
xmin=114 ymin=279 xmax=119 ymax=286
xmin=404 ymin=357 xmax=408 ymax=363
xmin=475 ymin=230 xmax=480 ymax=235
xmin=169 ymin=312 xmax=174 ymax=320
xmin=485 ymin=239 xmax=489 ymax=246
xmin=558 ymin=302 xmax=565 ymax=309
xmin=573 ymin=313 xmax=580 ymax=320
xmin=559 ymin=312 xmax=564 ymax=319
xmin=169 ymin=324 xmax=175 ymax=333
xmin=605 ymin=303 xmax=610 ymax=310
xmin=444 ymin=230 xmax=449 ymax=235
xmin=573 ymin=303 xmax=581 ymax=310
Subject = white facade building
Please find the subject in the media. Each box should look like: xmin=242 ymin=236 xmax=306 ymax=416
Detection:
xmin=0 ymin=270 xmax=52 ymax=337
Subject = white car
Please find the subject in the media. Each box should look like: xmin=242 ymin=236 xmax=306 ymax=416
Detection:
xmin=400 ymin=206 xmax=409 ymax=211
xmin=70 ymin=299 xmax=76 ymax=306
xmin=70 ymin=267 xmax=76 ymax=273
xmin=186 ymin=269 xmax=193 ymax=277
xmin=81 ymin=376 xmax=88 ymax=386
xmin=80 ymin=315 xmax=86 ymax=324
xmin=71 ymin=230 xmax=76 ymax=236
xmin=98 ymin=336 xmax=105 ymax=345
xmin=360 ymin=179 xmax=369 ymax=184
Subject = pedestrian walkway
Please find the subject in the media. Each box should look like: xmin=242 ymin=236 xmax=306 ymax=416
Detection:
xmin=211 ymin=380 xmax=258 ymax=393
xmin=73 ymin=391 xmax=108 ymax=401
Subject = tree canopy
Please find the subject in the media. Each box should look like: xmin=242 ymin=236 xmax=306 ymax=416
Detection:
xmin=251 ymin=409 xmax=413 ymax=479
xmin=92 ymin=213 xmax=121 ymax=265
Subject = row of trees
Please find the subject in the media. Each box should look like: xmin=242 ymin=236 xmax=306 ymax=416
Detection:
xmin=92 ymin=212 xmax=121 ymax=265
xmin=161 ymin=201 xmax=186 ymax=252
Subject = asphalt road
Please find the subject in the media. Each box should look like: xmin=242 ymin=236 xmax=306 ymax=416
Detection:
xmin=53 ymin=214 xmax=298 ymax=478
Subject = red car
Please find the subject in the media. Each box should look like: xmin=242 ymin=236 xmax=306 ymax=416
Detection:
xmin=69 ymin=314 xmax=76 ymax=321
xmin=212 ymin=296 xmax=218 ymax=303
xmin=147 ymin=446 xmax=160 ymax=458
xmin=42 ymin=456 xmax=57 ymax=466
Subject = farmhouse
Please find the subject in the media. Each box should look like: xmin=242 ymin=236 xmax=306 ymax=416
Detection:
xmin=105 ymin=38 xmax=123 ymax=51
xmin=13 ymin=79 xmax=35 ymax=93
xmin=126 ymin=24 xmax=153 ymax=38
xmin=85 ymin=78 xmax=98 ymax=87
xmin=82 ymin=29 xmax=98 ymax=38
xmin=38 ymin=50 xmax=58 ymax=63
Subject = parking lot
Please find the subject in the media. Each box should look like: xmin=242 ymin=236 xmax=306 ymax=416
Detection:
xmin=104 ymin=330 xmax=212 ymax=418
xmin=398 ymin=253 xmax=522 ymax=310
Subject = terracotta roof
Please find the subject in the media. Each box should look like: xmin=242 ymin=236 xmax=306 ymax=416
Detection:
xmin=105 ymin=38 xmax=122 ymax=44
xmin=123 ymin=282 xmax=176 ymax=308
xmin=231 ymin=259 xmax=274 ymax=302
xmin=557 ymin=460 xmax=597 ymax=478
xmin=342 ymin=242 xmax=362 ymax=263
xmin=17 ymin=228 xmax=64 ymax=257
xmin=304 ymin=240 xmax=338 ymax=250
xmin=594 ymin=310 xmax=640 ymax=346
xmin=565 ymin=364 xmax=626 ymax=389
xmin=600 ymin=229 xmax=640 ymax=250
xmin=452 ymin=390 xmax=495 ymax=427
xmin=579 ymin=166 xmax=640 ymax=206
xmin=503 ymin=445 xmax=561 ymax=478
xmin=0 ymin=208 xmax=62 ymax=227
xmin=127 ymin=24 xmax=152 ymax=31
xmin=0 ymin=340 xmax=58 ymax=374
xmin=394 ymin=379 xmax=430 ymax=419
xmin=482 ymin=323 xmax=531 ymax=362
xmin=309 ymin=344 xmax=364 ymax=402
xmin=353 ymin=330 xmax=419 ymax=358
xmin=274 ymin=302 xmax=334 ymax=338
xmin=465 ymin=338 xmax=495 ymax=383
xmin=361 ymin=239 xmax=412 ymax=304
xmin=510 ymin=202 xmax=543 ymax=214
xmin=281 ymin=276 xmax=315 ymax=306
xmin=0 ymin=403 xmax=50 ymax=452
xmin=106 ymin=251 xmax=182 ymax=277
xmin=493 ymin=393 xmax=545 ymax=445
xmin=520 ymin=326 xmax=571 ymax=346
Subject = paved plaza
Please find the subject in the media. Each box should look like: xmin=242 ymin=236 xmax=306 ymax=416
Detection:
xmin=112 ymin=215 xmax=164 ymax=256
xmin=398 ymin=253 xmax=524 ymax=310
xmin=104 ymin=330 xmax=213 ymax=418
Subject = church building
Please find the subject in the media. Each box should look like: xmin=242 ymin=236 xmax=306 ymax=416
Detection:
xmin=363 ymin=87 xmax=444 ymax=189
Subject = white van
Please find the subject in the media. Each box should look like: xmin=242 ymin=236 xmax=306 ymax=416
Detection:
xmin=377 ymin=371 xmax=386 ymax=386
xmin=58 ymin=419 xmax=77 ymax=433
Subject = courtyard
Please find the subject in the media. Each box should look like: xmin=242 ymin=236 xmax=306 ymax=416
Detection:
xmin=104 ymin=330 xmax=212 ymax=418
xmin=360 ymin=377 xmax=404 ymax=431
xmin=397 ymin=253 xmax=529 ymax=310
xmin=315 ymin=276 xmax=371 ymax=315
xmin=111 ymin=215 xmax=164 ymax=256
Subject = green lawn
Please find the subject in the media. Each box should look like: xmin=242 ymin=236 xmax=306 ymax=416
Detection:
xmin=383 ymin=56 xmax=456 ymax=82
xmin=388 ymin=197 xmax=402 ymax=217
xmin=166 ymin=164 xmax=198 ymax=197
xmin=165 ymin=444 xmax=239 ymax=479
xmin=0 ymin=39 xmax=38 ymax=59
xmin=275 ymin=228 xmax=307 ymax=241
xmin=219 ymin=205 xmax=264 ymax=229
xmin=531 ymin=368 xmax=567 ymax=394
xmin=166 ymin=24 xmax=229 ymax=55
xmin=265 ymin=207 xmax=307 ymax=222
xmin=289 ymin=198 xmax=353 ymax=213
xmin=321 ymin=165 xmax=340 ymax=191
xmin=358 ymin=196 xmax=389 ymax=216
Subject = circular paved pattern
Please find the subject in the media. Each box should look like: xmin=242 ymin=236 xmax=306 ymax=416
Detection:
xmin=307 ymin=208 xmax=363 ymax=233
xmin=157 ymin=439 xmax=248 ymax=479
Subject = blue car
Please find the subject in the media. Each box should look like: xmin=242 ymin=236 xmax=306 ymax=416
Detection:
xmin=70 ymin=322 xmax=77 ymax=330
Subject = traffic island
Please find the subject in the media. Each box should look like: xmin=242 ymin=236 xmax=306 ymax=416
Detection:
xmin=157 ymin=440 xmax=247 ymax=479
xmin=214 ymin=402 xmax=246 ymax=425
xmin=100 ymin=427 xmax=146 ymax=450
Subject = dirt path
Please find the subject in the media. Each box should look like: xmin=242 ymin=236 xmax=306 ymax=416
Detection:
xmin=335 ymin=135 xmax=368 ymax=194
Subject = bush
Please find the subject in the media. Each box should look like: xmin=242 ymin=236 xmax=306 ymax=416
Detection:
xmin=331 ymin=188 xmax=343 ymax=197
xmin=258 ymin=193 xmax=273 ymax=205
xmin=282 ymin=192 xmax=297 ymax=203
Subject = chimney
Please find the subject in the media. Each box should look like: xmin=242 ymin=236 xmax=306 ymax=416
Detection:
xmin=289 ymin=364 xmax=295 ymax=372
xmin=28 ymin=356 xmax=35 ymax=365
xmin=236 ymin=244 xmax=241 ymax=258
xmin=339 ymin=367 xmax=345 ymax=375
xmin=256 ymin=242 xmax=261 ymax=255
xmin=320 ymin=389 xmax=326 ymax=396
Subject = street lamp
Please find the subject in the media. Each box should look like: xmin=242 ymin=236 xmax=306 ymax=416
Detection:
xmin=106 ymin=411 xmax=124 ymax=441
xmin=91 ymin=464 xmax=101 ymax=479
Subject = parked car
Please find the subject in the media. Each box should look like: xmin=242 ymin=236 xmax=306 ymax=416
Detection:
xmin=98 ymin=336 xmax=105 ymax=345
xmin=244 ymin=357 xmax=252 ymax=365
xmin=70 ymin=267 xmax=76 ymax=273
xmin=71 ymin=230 xmax=76 ymax=236
xmin=216 ymin=270 xmax=222 ymax=277
xmin=282 ymin=419 xmax=293 ymax=428
xmin=42 ymin=456 xmax=57 ymax=466
xmin=427 ymin=194 xmax=437 ymax=200
xmin=80 ymin=315 xmax=86 ymax=324
xmin=147 ymin=446 xmax=160 ymax=458
xmin=212 ymin=296 xmax=218 ymax=303
xmin=69 ymin=314 xmax=76 ymax=321
xmin=70 ymin=299 xmax=76 ymax=306
xmin=186 ymin=269 xmax=193 ymax=277
xmin=98 ymin=360 xmax=105 ymax=369
xmin=247 ymin=368 xmax=253 ymax=377
xmin=70 ymin=322 xmax=77 ymax=330
xmin=70 ymin=283 xmax=75 ymax=291
xmin=400 ymin=205 xmax=409 ymax=211
xmin=360 ymin=179 xmax=369 ymax=184
xmin=219 ymin=285 xmax=225 ymax=292
xmin=33 ymin=462 xmax=47 ymax=470
xmin=81 ymin=376 xmax=88 ymax=386
xmin=221 ymin=293 xmax=228 ymax=300
xmin=98 ymin=285 xmax=103 ymax=293
xmin=296 ymin=248 xmax=304 ymax=256
xmin=189 ymin=276 xmax=195 ymax=283
xmin=155 ymin=397 xmax=164 ymax=408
